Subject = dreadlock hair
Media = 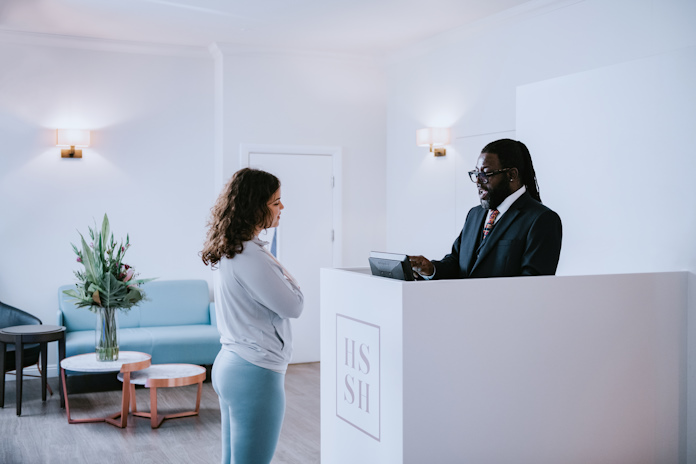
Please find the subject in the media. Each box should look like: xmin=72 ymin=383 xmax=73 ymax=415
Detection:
xmin=200 ymin=168 xmax=280 ymax=267
xmin=481 ymin=139 xmax=541 ymax=203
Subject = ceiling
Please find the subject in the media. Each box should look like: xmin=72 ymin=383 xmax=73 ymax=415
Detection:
xmin=0 ymin=0 xmax=532 ymax=55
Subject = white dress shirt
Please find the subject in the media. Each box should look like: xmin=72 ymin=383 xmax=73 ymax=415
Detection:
xmin=484 ymin=185 xmax=526 ymax=226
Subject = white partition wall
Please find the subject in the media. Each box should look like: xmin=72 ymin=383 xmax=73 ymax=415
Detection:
xmin=516 ymin=47 xmax=696 ymax=276
xmin=320 ymin=269 xmax=691 ymax=464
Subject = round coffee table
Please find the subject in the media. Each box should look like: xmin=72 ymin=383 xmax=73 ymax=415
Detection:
xmin=0 ymin=324 xmax=66 ymax=416
xmin=60 ymin=351 xmax=151 ymax=427
xmin=117 ymin=363 xmax=206 ymax=429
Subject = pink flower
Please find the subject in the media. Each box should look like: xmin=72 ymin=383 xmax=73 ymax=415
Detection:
xmin=123 ymin=268 xmax=134 ymax=282
xmin=76 ymin=257 xmax=82 ymax=263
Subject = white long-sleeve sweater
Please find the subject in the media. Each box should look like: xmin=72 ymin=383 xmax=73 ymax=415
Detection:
xmin=214 ymin=237 xmax=304 ymax=373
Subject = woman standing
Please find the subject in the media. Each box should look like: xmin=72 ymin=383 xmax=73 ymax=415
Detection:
xmin=201 ymin=168 xmax=304 ymax=464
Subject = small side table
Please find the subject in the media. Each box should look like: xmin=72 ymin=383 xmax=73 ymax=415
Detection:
xmin=60 ymin=351 xmax=151 ymax=428
xmin=118 ymin=363 xmax=206 ymax=429
xmin=0 ymin=324 xmax=66 ymax=416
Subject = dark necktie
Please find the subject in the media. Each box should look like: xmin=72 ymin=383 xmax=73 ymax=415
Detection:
xmin=483 ymin=209 xmax=499 ymax=239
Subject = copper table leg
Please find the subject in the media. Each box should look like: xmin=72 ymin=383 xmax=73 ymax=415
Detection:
xmin=60 ymin=352 xmax=151 ymax=428
xmin=128 ymin=364 xmax=206 ymax=429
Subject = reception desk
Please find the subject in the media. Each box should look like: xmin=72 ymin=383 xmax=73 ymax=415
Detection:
xmin=320 ymin=268 xmax=693 ymax=464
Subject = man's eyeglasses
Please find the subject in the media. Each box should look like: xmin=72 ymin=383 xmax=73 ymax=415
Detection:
xmin=468 ymin=168 xmax=512 ymax=184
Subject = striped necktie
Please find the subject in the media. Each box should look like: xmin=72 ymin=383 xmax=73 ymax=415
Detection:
xmin=483 ymin=209 xmax=499 ymax=239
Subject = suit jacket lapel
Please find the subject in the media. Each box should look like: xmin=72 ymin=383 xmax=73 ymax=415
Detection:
xmin=461 ymin=208 xmax=486 ymax=276
xmin=470 ymin=195 xmax=526 ymax=275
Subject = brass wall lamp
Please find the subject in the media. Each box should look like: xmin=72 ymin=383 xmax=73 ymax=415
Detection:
xmin=56 ymin=129 xmax=90 ymax=158
xmin=416 ymin=127 xmax=451 ymax=156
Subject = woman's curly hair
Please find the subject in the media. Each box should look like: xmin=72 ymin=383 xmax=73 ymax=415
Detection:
xmin=201 ymin=168 xmax=280 ymax=267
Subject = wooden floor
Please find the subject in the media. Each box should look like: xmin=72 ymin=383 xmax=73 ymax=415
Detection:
xmin=0 ymin=362 xmax=320 ymax=464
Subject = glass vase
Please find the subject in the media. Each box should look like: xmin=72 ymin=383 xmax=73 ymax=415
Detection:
xmin=96 ymin=307 xmax=119 ymax=361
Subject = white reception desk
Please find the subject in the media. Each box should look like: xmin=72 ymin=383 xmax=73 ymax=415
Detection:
xmin=320 ymin=268 xmax=695 ymax=464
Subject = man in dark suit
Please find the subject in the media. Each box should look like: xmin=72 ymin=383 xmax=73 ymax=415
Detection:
xmin=409 ymin=139 xmax=562 ymax=279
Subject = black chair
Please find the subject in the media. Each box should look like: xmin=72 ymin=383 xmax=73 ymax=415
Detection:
xmin=1 ymin=301 xmax=53 ymax=397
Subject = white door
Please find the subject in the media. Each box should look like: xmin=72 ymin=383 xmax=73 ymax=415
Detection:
xmin=249 ymin=153 xmax=334 ymax=363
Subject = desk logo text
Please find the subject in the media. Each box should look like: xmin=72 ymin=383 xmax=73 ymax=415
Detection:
xmin=336 ymin=314 xmax=380 ymax=441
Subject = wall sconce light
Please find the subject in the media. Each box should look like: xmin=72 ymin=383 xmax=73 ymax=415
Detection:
xmin=416 ymin=127 xmax=451 ymax=157
xmin=56 ymin=129 xmax=90 ymax=158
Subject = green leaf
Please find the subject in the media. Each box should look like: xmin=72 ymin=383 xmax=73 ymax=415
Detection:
xmin=95 ymin=274 xmax=123 ymax=309
xmin=62 ymin=287 xmax=97 ymax=311
xmin=101 ymin=214 xmax=110 ymax=251
xmin=63 ymin=289 xmax=80 ymax=299
xmin=96 ymin=229 xmax=102 ymax=256
xmin=80 ymin=235 xmax=99 ymax=283
xmin=126 ymin=287 xmax=144 ymax=304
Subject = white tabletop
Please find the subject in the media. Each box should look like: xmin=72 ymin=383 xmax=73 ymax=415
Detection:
xmin=117 ymin=364 xmax=206 ymax=385
xmin=60 ymin=351 xmax=151 ymax=373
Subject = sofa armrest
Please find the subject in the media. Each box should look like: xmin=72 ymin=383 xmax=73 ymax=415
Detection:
xmin=209 ymin=302 xmax=217 ymax=327
xmin=57 ymin=309 xmax=64 ymax=327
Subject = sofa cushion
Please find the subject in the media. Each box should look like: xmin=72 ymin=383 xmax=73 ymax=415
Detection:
xmin=138 ymin=280 xmax=211 ymax=327
xmin=63 ymin=326 xmax=221 ymax=366
xmin=147 ymin=325 xmax=221 ymax=365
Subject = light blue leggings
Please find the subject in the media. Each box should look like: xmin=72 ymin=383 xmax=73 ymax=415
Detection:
xmin=212 ymin=350 xmax=286 ymax=464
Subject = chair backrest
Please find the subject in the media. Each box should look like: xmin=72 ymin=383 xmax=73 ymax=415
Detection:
xmin=0 ymin=301 xmax=42 ymax=329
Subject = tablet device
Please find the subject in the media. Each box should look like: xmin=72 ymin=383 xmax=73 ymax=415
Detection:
xmin=368 ymin=251 xmax=417 ymax=281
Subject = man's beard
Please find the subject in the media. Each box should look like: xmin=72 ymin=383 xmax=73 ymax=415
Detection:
xmin=480 ymin=181 xmax=512 ymax=210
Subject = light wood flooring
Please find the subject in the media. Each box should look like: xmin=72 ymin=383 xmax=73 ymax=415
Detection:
xmin=0 ymin=362 xmax=320 ymax=464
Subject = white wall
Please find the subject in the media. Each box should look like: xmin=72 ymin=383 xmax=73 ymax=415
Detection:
xmin=211 ymin=46 xmax=387 ymax=267
xmin=0 ymin=38 xmax=215 ymax=337
xmin=385 ymin=0 xmax=696 ymax=275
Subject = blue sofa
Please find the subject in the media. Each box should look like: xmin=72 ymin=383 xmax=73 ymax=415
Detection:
xmin=57 ymin=279 xmax=221 ymax=366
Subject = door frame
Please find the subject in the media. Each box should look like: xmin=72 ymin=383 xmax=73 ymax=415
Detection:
xmin=240 ymin=143 xmax=342 ymax=267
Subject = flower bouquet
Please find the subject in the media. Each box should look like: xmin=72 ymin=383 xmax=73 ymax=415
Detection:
xmin=63 ymin=214 xmax=154 ymax=361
